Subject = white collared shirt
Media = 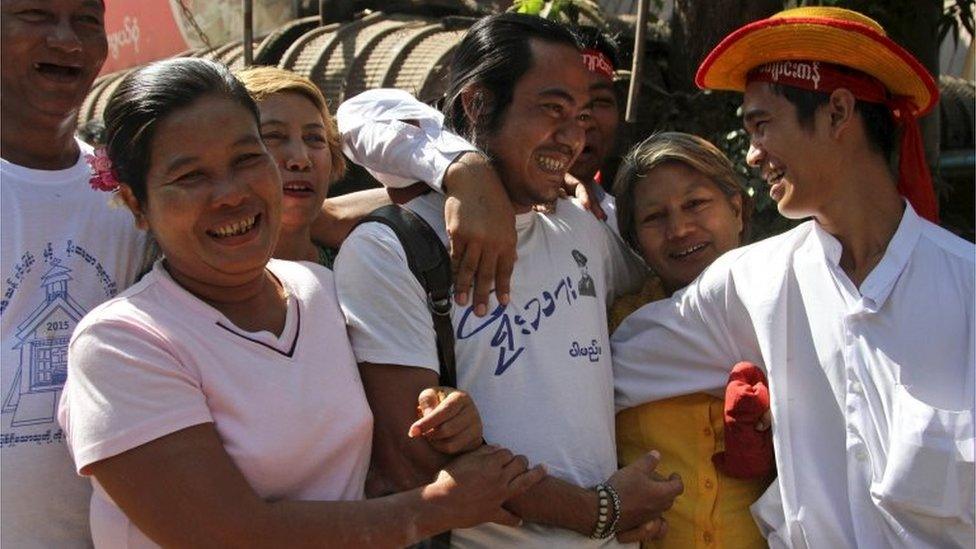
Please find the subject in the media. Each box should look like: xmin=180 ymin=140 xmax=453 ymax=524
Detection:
xmin=612 ymin=204 xmax=975 ymax=548
xmin=337 ymin=89 xmax=478 ymax=190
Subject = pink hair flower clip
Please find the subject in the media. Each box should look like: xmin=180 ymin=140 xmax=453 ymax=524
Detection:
xmin=87 ymin=148 xmax=120 ymax=192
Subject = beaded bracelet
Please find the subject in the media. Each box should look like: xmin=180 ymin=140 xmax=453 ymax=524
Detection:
xmin=590 ymin=484 xmax=611 ymax=539
xmin=590 ymin=483 xmax=621 ymax=539
xmin=603 ymin=483 xmax=622 ymax=538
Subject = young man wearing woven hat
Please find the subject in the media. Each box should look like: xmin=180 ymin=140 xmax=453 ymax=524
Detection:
xmin=612 ymin=7 xmax=974 ymax=548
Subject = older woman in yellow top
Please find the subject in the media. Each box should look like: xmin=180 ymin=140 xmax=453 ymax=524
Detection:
xmin=609 ymin=132 xmax=771 ymax=548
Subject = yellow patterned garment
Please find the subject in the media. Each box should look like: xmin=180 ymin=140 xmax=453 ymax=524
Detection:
xmin=608 ymin=276 xmax=668 ymax=333
xmin=611 ymin=278 xmax=771 ymax=549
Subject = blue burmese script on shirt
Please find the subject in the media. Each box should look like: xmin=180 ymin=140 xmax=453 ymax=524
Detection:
xmin=456 ymin=274 xmax=598 ymax=375
xmin=569 ymin=340 xmax=603 ymax=362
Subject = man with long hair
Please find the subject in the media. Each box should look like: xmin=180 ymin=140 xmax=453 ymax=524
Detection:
xmin=335 ymin=14 xmax=682 ymax=547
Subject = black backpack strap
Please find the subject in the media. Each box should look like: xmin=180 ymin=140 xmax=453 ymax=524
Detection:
xmin=357 ymin=204 xmax=457 ymax=387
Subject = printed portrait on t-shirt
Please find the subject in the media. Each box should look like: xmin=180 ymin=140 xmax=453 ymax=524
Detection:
xmin=572 ymin=249 xmax=596 ymax=297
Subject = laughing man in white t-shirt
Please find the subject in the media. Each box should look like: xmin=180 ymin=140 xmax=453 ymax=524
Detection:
xmin=334 ymin=14 xmax=684 ymax=548
xmin=0 ymin=1 xmax=149 ymax=546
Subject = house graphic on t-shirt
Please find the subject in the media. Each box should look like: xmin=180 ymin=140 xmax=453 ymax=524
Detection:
xmin=2 ymin=259 xmax=86 ymax=427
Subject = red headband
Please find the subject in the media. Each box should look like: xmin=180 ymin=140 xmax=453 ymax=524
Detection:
xmin=748 ymin=60 xmax=938 ymax=223
xmin=582 ymin=49 xmax=614 ymax=81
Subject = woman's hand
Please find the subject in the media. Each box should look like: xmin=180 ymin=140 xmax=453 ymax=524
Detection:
xmin=423 ymin=445 xmax=546 ymax=529
xmin=562 ymin=172 xmax=606 ymax=221
xmin=409 ymin=387 xmax=483 ymax=454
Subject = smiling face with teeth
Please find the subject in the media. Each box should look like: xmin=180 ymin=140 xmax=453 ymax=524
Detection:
xmin=634 ymin=161 xmax=744 ymax=294
xmin=743 ymin=82 xmax=839 ymax=220
xmin=256 ymin=91 xmax=334 ymax=232
xmin=479 ymin=39 xmax=589 ymax=212
xmin=130 ymin=94 xmax=282 ymax=290
xmin=1 ymin=0 xmax=107 ymax=126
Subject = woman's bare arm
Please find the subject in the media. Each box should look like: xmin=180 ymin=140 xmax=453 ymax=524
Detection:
xmin=311 ymin=188 xmax=392 ymax=248
xmin=88 ymin=423 xmax=544 ymax=548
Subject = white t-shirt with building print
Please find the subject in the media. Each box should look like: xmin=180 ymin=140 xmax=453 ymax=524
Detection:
xmin=335 ymin=191 xmax=646 ymax=549
xmin=1 ymin=139 xmax=148 ymax=547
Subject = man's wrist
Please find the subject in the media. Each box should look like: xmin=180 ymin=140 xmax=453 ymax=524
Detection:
xmin=589 ymin=483 xmax=621 ymax=539
xmin=501 ymin=477 xmax=601 ymax=535
xmin=443 ymin=150 xmax=490 ymax=195
xmin=417 ymin=478 xmax=455 ymax=534
xmin=578 ymin=486 xmax=602 ymax=536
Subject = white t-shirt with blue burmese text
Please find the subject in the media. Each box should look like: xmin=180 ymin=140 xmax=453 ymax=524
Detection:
xmin=1 ymin=140 xmax=148 ymax=548
xmin=335 ymin=192 xmax=645 ymax=549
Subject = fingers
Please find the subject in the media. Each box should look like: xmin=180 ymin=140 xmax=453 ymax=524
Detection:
xmin=573 ymin=178 xmax=592 ymax=209
xmin=616 ymin=518 xmax=668 ymax=543
xmin=471 ymin=248 xmax=499 ymax=317
xmin=636 ymin=449 xmax=662 ymax=473
xmin=563 ymin=172 xmax=582 ymax=194
xmin=494 ymin=247 xmax=515 ymax=306
xmin=663 ymin=472 xmax=684 ymax=497
xmin=451 ymin=238 xmax=513 ymax=316
xmin=501 ymin=453 xmax=529 ymax=478
xmin=653 ymin=517 xmax=669 ymax=540
xmin=409 ymin=389 xmax=462 ymax=438
xmin=452 ymin=241 xmax=481 ymax=307
xmin=490 ymin=508 xmax=523 ymax=527
xmin=423 ymin=406 xmax=483 ymax=454
xmin=447 ymin=237 xmax=468 ymax=291
xmin=428 ymin=429 xmax=483 ymax=455
xmin=453 ymin=443 xmax=504 ymax=464
xmin=590 ymin=191 xmax=607 ymax=221
xmin=441 ymin=160 xmax=516 ymax=314
xmin=415 ymin=387 xmax=442 ymax=418
xmin=467 ymin=443 xmax=498 ymax=457
xmin=565 ymin=174 xmax=607 ymax=222
xmin=479 ymin=444 xmax=512 ymax=463
xmin=423 ymin=413 xmax=473 ymax=441
xmin=506 ymin=463 xmax=547 ymax=498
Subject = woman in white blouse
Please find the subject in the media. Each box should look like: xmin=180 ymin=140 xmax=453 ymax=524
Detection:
xmin=58 ymin=58 xmax=543 ymax=548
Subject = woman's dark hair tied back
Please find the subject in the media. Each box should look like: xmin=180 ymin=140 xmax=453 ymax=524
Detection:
xmin=103 ymin=58 xmax=259 ymax=204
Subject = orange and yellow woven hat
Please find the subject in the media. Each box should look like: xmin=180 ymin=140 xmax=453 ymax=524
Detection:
xmin=695 ymin=7 xmax=938 ymax=116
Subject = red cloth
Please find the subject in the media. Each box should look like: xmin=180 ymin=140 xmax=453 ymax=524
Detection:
xmin=712 ymin=361 xmax=775 ymax=479
xmin=581 ymin=49 xmax=614 ymax=81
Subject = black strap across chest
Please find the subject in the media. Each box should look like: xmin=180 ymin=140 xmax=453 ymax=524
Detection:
xmin=357 ymin=204 xmax=457 ymax=388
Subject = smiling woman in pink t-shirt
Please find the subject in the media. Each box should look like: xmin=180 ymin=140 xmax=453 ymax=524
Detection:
xmin=57 ymin=58 xmax=544 ymax=548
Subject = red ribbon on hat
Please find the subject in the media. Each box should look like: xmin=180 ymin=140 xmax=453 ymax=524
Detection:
xmin=581 ymin=48 xmax=614 ymax=81
xmin=748 ymin=61 xmax=938 ymax=223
